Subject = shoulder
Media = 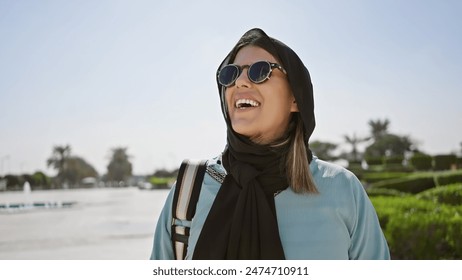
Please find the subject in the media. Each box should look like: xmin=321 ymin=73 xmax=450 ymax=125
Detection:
xmin=206 ymin=154 xmax=226 ymax=174
xmin=310 ymin=156 xmax=356 ymax=177
xmin=311 ymin=156 xmax=357 ymax=180
xmin=310 ymin=156 xmax=364 ymax=194
xmin=204 ymin=154 xmax=227 ymax=185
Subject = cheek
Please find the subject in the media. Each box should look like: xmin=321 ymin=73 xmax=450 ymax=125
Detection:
xmin=265 ymin=88 xmax=293 ymax=114
xmin=221 ymin=91 xmax=232 ymax=115
xmin=224 ymin=89 xmax=233 ymax=107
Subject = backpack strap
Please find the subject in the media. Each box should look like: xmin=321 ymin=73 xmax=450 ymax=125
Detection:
xmin=171 ymin=159 xmax=207 ymax=260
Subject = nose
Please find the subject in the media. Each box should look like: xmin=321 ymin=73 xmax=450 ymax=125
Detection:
xmin=235 ymin=67 xmax=251 ymax=88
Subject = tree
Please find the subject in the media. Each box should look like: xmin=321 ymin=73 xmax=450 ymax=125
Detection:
xmin=61 ymin=157 xmax=98 ymax=186
xmin=4 ymin=174 xmax=24 ymax=190
xmin=310 ymin=140 xmax=338 ymax=161
xmin=47 ymin=145 xmax=71 ymax=186
xmin=364 ymin=134 xmax=413 ymax=158
xmin=31 ymin=171 xmax=51 ymax=189
xmin=47 ymin=145 xmax=98 ymax=188
xmin=343 ymin=133 xmax=369 ymax=162
xmin=368 ymin=119 xmax=390 ymax=140
xmin=364 ymin=119 xmax=415 ymax=159
xmin=106 ymin=147 xmax=132 ymax=183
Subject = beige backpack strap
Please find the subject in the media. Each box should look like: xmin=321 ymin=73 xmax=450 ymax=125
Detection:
xmin=171 ymin=159 xmax=207 ymax=260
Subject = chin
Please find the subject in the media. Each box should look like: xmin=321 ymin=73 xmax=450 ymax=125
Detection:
xmin=232 ymin=127 xmax=256 ymax=138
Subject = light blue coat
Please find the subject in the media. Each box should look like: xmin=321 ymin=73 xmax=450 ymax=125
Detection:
xmin=150 ymin=156 xmax=390 ymax=260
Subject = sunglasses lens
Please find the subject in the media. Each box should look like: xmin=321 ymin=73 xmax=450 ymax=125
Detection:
xmin=248 ymin=61 xmax=271 ymax=83
xmin=218 ymin=65 xmax=239 ymax=86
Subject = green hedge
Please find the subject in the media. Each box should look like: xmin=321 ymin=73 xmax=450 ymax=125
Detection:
xmin=148 ymin=176 xmax=174 ymax=188
xmin=347 ymin=166 xmax=365 ymax=180
xmin=417 ymin=184 xmax=462 ymax=205
xmin=366 ymin=188 xmax=409 ymax=197
xmin=369 ymin=171 xmax=462 ymax=194
xmin=371 ymin=196 xmax=462 ymax=259
xmin=365 ymin=157 xmax=383 ymax=166
xmin=348 ymin=160 xmax=362 ymax=166
xmin=434 ymin=154 xmax=457 ymax=171
xmin=410 ymin=154 xmax=433 ymax=171
xmin=369 ymin=176 xmax=436 ymax=194
xmin=457 ymin=157 xmax=462 ymax=169
xmin=362 ymin=172 xmax=410 ymax=184
xmin=435 ymin=172 xmax=462 ymax=186
xmin=384 ymin=156 xmax=404 ymax=166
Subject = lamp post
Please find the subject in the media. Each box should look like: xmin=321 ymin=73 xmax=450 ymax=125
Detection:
xmin=1 ymin=155 xmax=10 ymax=176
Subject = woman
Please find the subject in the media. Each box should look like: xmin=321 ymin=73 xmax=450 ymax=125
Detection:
xmin=151 ymin=28 xmax=390 ymax=260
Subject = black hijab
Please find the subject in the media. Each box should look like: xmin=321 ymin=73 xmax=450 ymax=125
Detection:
xmin=193 ymin=28 xmax=316 ymax=259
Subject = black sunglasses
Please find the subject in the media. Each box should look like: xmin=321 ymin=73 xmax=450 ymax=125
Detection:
xmin=217 ymin=60 xmax=287 ymax=87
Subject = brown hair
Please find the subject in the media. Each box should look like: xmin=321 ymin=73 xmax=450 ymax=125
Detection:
xmin=271 ymin=114 xmax=318 ymax=193
xmin=286 ymin=115 xmax=318 ymax=193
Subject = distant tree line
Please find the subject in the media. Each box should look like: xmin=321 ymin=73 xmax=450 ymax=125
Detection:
xmin=0 ymin=145 xmax=134 ymax=191
xmin=2 ymin=118 xmax=461 ymax=191
xmin=310 ymin=118 xmax=461 ymax=168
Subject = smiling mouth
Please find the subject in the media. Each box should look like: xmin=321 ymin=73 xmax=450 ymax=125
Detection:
xmin=235 ymin=99 xmax=261 ymax=109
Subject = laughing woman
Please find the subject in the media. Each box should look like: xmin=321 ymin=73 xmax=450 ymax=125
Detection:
xmin=150 ymin=28 xmax=390 ymax=260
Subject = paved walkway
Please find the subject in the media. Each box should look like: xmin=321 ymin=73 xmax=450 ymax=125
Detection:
xmin=0 ymin=187 xmax=169 ymax=260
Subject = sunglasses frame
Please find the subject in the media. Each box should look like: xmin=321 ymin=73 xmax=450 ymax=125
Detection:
xmin=217 ymin=60 xmax=287 ymax=87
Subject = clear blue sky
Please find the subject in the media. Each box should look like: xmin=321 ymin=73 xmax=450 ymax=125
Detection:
xmin=1 ymin=0 xmax=461 ymax=175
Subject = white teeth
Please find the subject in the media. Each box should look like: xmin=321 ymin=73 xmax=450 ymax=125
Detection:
xmin=235 ymin=99 xmax=260 ymax=108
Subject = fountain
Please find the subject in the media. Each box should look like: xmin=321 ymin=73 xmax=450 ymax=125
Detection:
xmin=0 ymin=182 xmax=77 ymax=213
xmin=23 ymin=181 xmax=31 ymax=194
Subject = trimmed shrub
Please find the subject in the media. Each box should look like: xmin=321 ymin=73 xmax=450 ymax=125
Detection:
xmin=366 ymin=188 xmax=409 ymax=197
xmin=384 ymin=155 xmax=404 ymax=166
xmin=149 ymin=176 xmax=173 ymax=189
xmin=434 ymin=154 xmax=457 ymax=171
xmin=435 ymin=171 xmax=462 ymax=186
xmin=457 ymin=157 xmax=462 ymax=169
xmin=347 ymin=167 xmax=364 ymax=180
xmin=348 ymin=160 xmax=362 ymax=167
xmin=410 ymin=154 xmax=433 ymax=171
xmin=383 ymin=165 xmax=414 ymax=172
xmin=386 ymin=208 xmax=462 ymax=259
xmin=365 ymin=156 xmax=383 ymax=166
xmin=371 ymin=196 xmax=462 ymax=259
xmin=362 ymin=172 xmax=410 ymax=184
xmin=346 ymin=161 xmax=364 ymax=180
xmin=369 ymin=170 xmax=462 ymax=194
xmin=371 ymin=196 xmax=437 ymax=237
xmin=369 ymin=176 xmax=436 ymax=194
xmin=417 ymin=184 xmax=462 ymax=205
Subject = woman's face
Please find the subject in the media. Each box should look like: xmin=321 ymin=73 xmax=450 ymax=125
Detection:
xmin=225 ymin=46 xmax=298 ymax=144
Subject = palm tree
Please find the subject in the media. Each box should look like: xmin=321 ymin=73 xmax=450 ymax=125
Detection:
xmin=368 ymin=119 xmax=390 ymax=140
xmin=343 ymin=133 xmax=369 ymax=162
xmin=47 ymin=145 xmax=71 ymax=175
xmin=47 ymin=145 xmax=71 ymax=187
